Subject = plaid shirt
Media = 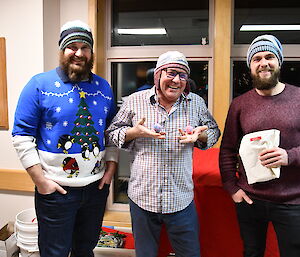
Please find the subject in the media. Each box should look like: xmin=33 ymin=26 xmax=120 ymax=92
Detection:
xmin=107 ymin=87 xmax=220 ymax=213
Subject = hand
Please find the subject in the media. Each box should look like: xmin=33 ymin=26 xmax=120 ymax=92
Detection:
xmin=178 ymin=125 xmax=208 ymax=144
xmin=125 ymin=117 xmax=166 ymax=141
xmin=36 ymin=179 xmax=67 ymax=195
xmin=99 ymin=161 xmax=117 ymax=189
xmin=259 ymin=147 xmax=288 ymax=168
xmin=232 ymin=189 xmax=253 ymax=204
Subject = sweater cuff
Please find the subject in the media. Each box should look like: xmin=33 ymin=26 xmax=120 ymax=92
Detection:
xmin=12 ymin=135 xmax=40 ymax=169
xmin=223 ymin=181 xmax=240 ymax=196
xmin=22 ymin=150 xmax=41 ymax=169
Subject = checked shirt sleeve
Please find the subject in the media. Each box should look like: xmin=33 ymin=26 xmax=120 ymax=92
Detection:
xmin=106 ymin=98 xmax=136 ymax=151
xmin=194 ymin=97 xmax=220 ymax=149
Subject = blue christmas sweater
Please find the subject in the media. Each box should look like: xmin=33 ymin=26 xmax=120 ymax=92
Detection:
xmin=12 ymin=67 xmax=118 ymax=187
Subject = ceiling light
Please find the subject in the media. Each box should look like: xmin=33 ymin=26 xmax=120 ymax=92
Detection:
xmin=240 ymin=25 xmax=300 ymax=31
xmin=117 ymin=28 xmax=167 ymax=35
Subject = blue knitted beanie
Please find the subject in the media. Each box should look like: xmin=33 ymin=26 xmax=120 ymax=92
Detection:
xmin=247 ymin=35 xmax=283 ymax=67
xmin=59 ymin=20 xmax=93 ymax=50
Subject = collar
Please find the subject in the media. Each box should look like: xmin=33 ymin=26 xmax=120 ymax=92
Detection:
xmin=56 ymin=66 xmax=93 ymax=83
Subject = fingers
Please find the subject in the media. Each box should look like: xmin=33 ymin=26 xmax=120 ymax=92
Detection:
xmin=157 ymin=133 xmax=166 ymax=139
xmin=178 ymin=128 xmax=186 ymax=136
xmin=232 ymin=189 xmax=253 ymax=204
xmin=242 ymin=194 xmax=253 ymax=204
xmin=197 ymin=125 xmax=208 ymax=133
xmin=137 ymin=117 xmax=146 ymax=125
xmin=98 ymin=180 xmax=104 ymax=190
xmin=259 ymin=147 xmax=288 ymax=167
xmin=56 ymin=185 xmax=67 ymax=195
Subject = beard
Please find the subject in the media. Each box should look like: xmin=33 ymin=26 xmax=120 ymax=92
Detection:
xmin=59 ymin=51 xmax=94 ymax=83
xmin=251 ymin=68 xmax=280 ymax=90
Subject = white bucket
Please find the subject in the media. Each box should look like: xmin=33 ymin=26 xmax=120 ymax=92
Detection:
xmin=17 ymin=240 xmax=39 ymax=252
xmin=16 ymin=208 xmax=37 ymax=226
xmin=17 ymin=233 xmax=38 ymax=244
xmin=19 ymin=247 xmax=40 ymax=257
xmin=15 ymin=208 xmax=39 ymax=254
xmin=15 ymin=222 xmax=38 ymax=238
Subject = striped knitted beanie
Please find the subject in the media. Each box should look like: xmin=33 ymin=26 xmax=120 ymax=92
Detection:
xmin=59 ymin=20 xmax=93 ymax=50
xmin=154 ymin=51 xmax=190 ymax=93
xmin=247 ymin=35 xmax=283 ymax=67
xmin=154 ymin=51 xmax=190 ymax=74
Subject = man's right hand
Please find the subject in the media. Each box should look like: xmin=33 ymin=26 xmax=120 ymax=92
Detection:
xmin=36 ymin=179 xmax=67 ymax=195
xmin=26 ymin=164 xmax=67 ymax=195
xmin=232 ymin=189 xmax=253 ymax=204
xmin=125 ymin=117 xmax=166 ymax=142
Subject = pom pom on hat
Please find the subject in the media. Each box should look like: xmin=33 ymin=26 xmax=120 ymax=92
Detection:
xmin=59 ymin=20 xmax=93 ymax=50
xmin=154 ymin=51 xmax=190 ymax=74
xmin=247 ymin=34 xmax=283 ymax=68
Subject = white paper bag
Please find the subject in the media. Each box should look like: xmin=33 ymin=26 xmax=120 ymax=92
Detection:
xmin=239 ymin=129 xmax=280 ymax=184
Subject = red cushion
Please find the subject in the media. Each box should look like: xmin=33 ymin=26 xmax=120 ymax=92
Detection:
xmin=192 ymin=148 xmax=222 ymax=187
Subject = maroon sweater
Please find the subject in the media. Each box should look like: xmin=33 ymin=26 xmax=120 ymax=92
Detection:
xmin=219 ymin=84 xmax=300 ymax=204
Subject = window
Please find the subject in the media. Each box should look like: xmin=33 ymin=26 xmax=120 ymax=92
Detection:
xmin=234 ymin=0 xmax=300 ymax=44
xmin=110 ymin=61 xmax=209 ymax=205
xmin=112 ymin=0 xmax=209 ymax=46
xmin=232 ymin=0 xmax=300 ymax=100
xmin=232 ymin=60 xmax=300 ymax=98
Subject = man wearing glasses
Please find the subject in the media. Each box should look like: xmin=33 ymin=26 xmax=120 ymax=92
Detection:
xmin=107 ymin=51 xmax=220 ymax=257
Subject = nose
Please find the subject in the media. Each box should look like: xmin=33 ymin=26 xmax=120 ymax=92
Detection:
xmin=172 ymin=73 xmax=181 ymax=82
xmin=74 ymin=48 xmax=83 ymax=57
xmin=259 ymin=57 xmax=268 ymax=67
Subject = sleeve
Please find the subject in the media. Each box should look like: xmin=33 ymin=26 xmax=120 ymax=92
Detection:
xmin=12 ymin=135 xmax=40 ymax=169
xmin=12 ymin=77 xmax=42 ymax=169
xmin=105 ymin=97 xmax=135 ymax=151
xmin=286 ymin=148 xmax=300 ymax=167
xmin=219 ymin=101 xmax=243 ymax=195
xmin=194 ymin=97 xmax=220 ymax=149
xmin=104 ymin=92 xmax=119 ymax=162
xmin=12 ymin=77 xmax=42 ymax=137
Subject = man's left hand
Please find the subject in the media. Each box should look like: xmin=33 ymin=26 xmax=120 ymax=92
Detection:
xmin=178 ymin=125 xmax=208 ymax=144
xmin=99 ymin=161 xmax=117 ymax=189
xmin=259 ymin=147 xmax=288 ymax=168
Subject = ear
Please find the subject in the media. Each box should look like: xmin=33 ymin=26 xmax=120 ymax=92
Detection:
xmin=184 ymin=80 xmax=191 ymax=95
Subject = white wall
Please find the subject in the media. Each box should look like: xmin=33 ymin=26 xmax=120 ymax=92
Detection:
xmin=0 ymin=0 xmax=88 ymax=227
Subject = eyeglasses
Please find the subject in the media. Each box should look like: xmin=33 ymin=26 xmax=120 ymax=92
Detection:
xmin=164 ymin=69 xmax=189 ymax=81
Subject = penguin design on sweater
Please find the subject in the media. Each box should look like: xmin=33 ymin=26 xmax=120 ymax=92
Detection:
xmin=62 ymin=157 xmax=79 ymax=178
xmin=91 ymin=141 xmax=100 ymax=157
xmin=57 ymin=135 xmax=74 ymax=154
xmin=91 ymin=159 xmax=105 ymax=174
xmin=81 ymin=143 xmax=90 ymax=160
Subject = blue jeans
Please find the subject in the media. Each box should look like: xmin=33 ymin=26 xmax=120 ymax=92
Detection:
xmin=235 ymin=199 xmax=300 ymax=257
xmin=129 ymin=199 xmax=201 ymax=257
xmin=35 ymin=181 xmax=109 ymax=257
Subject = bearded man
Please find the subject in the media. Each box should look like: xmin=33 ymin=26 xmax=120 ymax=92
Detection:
xmin=12 ymin=20 xmax=118 ymax=257
xmin=220 ymin=35 xmax=300 ymax=257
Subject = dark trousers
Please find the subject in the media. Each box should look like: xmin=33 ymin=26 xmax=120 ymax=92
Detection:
xmin=35 ymin=181 xmax=110 ymax=257
xmin=129 ymin=199 xmax=201 ymax=257
xmin=235 ymin=199 xmax=300 ymax=257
